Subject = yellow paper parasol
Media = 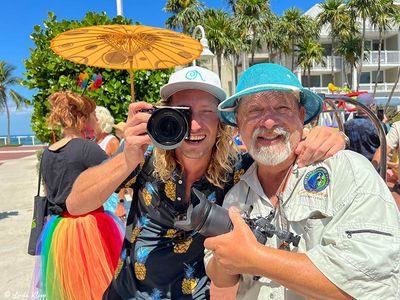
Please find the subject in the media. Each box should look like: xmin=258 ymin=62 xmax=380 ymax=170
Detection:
xmin=51 ymin=24 xmax=203 ymax=100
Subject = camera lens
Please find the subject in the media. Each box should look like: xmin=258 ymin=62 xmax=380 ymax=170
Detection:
xmin=147 ymin=107 xmax=189 ymax=150
xmin=155 ymin=115 xmax=181 ymax=139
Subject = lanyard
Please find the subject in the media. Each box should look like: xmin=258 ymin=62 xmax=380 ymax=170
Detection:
xmin=270 ymin=160 xmax=298 ymax=250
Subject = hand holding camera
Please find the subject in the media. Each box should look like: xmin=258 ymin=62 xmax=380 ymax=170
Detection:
xmin=123 ymin=102 xmax=154 ymax=169
xmin=174 ymin=189 xmax=300 ymax=248
xmin=143 ymin=106 xmax=192 ymax=150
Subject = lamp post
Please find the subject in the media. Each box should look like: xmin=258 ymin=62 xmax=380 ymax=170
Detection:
xmin=116 ymin=0 xmax=123 ymax=16
xmin=192 ymin=25 xmax=214 ymax=66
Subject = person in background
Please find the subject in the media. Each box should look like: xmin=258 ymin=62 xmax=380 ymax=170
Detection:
xmin=112 ymin=121 xmax=130 ymax=220
xmin=205 ymin=63 xmax=400 ymax=300
xmin=94 ymin=106 xmax=123 ymax=214
xmin=95 ymin=106 xmax=120 ymax=156
xmin=373 ymin=119 xmax=400 ymax=208
xmin=67 ymin=66 xmax=347 ymax=300
xmin=344 ymin=93 xmax=386 ymax=161
xmin=35 ymin=91 xmax=124 ymax=300
xmin=113 ymin=121 xmax=126 ymax=145
xmin=233 ymin=128 xmax=247 ymax=152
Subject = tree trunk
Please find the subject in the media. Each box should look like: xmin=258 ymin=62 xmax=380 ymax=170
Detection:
xmin=217 ymin=52 xmax=222 ymax=80
xmin=5 ymin=100 xmax=11 ymax=144
xmin=291 ymin=38 xmax=295 ymax=71
xmin=343 ymin=61 xmax=349 ymax=88
xmin=251 ymin=31 xmax=256 ymax=66
xmin=373 ymin=29 xmax=383 ymax=97
xmin=357 ymin=18 xmax=366 ymax=91
xmin=234 ymin=54 xmax=239 ymax=85
xmin=331 ymin=35 xmax=335 ymax=85
xmin=307 ymin=67 xmax=311 ymax=88
xmin=385 ymin=66 xmax=400 ymax=113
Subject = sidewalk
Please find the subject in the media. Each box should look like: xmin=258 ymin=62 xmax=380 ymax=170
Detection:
xmin=0 ymin=154 xmax=37 ymax=298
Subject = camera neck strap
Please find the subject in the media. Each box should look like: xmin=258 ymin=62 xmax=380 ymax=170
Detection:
xmin=270 ymin=158 xmax=298 ymax=250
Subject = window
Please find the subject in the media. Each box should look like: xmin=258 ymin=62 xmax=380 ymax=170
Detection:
xmin=360 ymin=72 xmax=371 ymax=84
xmin=322 ymin=74 xmax=332 ymax=86
xmin=322 ymin=44 xmax=332 ymax=56
xmin=372 ymin=40 xmax=384 ymax=51
xmin=301 ymin=75 xmax=321 ymax=87
xmin=371 ymin=71 xmax=383 ymax=83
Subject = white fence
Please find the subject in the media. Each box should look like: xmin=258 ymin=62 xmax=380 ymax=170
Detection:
xmin=0 ymin=135 xmax=42 ymax=145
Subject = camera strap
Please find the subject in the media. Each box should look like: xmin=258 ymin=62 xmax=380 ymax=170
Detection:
xmin=272 ymin=160 xmax=298 ymax=251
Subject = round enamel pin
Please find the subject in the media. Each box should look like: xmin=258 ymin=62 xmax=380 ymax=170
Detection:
xmin=304 ymin=167 xmax=330 ymax=192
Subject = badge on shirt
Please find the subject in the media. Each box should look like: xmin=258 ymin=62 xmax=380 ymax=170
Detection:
xmin=304 ymin=167 xmax=330 ymax=192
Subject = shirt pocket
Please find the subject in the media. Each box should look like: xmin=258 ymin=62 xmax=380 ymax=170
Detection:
xmin=338 ymin=223 xmax=400 ymax=280
xmin=302 ymin=217 xmax=331 ymax=250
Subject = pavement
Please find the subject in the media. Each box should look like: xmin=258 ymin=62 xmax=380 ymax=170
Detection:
xmin=0 ymin=150 xmax=39 ymax=299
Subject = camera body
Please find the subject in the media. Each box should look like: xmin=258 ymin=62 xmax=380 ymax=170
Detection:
xmin=145 ymin=106 xmax=191 ymax=150
xmin=174 ymin=189 xmax=300 ymax=247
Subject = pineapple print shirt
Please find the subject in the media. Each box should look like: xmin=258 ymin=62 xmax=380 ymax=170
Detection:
xmin=104 ymin=151 xmax=253 ymax=300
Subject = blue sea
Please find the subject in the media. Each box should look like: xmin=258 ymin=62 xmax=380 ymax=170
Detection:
xmin=0 ymin=134 xmax=43 ymax=146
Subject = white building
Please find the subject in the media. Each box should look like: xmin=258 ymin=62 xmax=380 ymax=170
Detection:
xmin=300 ymin=1 xmax=400 ymax=98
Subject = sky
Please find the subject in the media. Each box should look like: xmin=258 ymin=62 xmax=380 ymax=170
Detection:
xmin=0 ymin=0 xmax=320 ymax=136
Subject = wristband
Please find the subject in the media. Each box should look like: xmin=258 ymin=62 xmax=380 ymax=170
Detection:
xmin=339 ymin=131 xmax=350 ymax=149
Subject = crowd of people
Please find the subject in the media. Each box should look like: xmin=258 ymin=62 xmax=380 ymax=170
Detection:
xmin=32 ymin=63 xmax=399 ymax=300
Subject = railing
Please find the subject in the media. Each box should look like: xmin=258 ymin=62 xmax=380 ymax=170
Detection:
xmin=364 ymin=51 xmax=400 ymax=66
xmin=0 ymin=135 xmax=43 ymax=146
xmin=309 ymin=83 xmax=399 ymax=94
xmin=311 ymin=56 xmax=342 ymax=71
xmin=309 ymin=87 xmax=329 ymax=94
xmin=358 ymin=82 xmax=398 ymax=92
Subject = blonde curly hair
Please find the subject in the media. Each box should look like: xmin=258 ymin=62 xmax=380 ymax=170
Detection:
xmin=153 ymin=99 xmax=239 ymax=188
xmin=95 ymin=106 xmax=115 ymax=134
xmin=48 ymin=91 xmax=96 ymax=130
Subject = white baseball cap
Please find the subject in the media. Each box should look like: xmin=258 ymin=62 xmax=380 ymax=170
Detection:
xmin=160 ymin=66 xmax=226 ymax=102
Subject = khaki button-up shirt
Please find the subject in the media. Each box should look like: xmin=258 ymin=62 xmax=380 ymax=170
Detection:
xmin=205 ymin=150 xmax=400 ymax=299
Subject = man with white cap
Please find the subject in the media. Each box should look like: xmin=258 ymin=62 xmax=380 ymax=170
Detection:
xmin=204 ymin=63 xmax=400 ymax=299
xmin=67 ymin=65 xmax=346 ymax=299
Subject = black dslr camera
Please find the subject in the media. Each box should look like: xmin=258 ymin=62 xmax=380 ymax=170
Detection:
xmin=143 ymin=106 xmax=191 ymax=150
xmin=174 ymin=189 xmax=300 ymax=247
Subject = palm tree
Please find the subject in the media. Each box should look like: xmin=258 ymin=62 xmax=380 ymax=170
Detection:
xmin=234 ymin=0 xmax=274 ymax=66
xmin=164 ymin=0 xmax=204 ymax=34
xmin=297 ymin=39 xmax=325 ymax=87
xmin=317 ymin=0 xmax=346 ymax=85
xmin=279 ymin=8 xmax=319 ymax=71
xmin=0 ymin=61 xmax=29 ymax=144
xmin=347 ymin=0 xmax=381 ymax=91
xmin=202 ymin=9 xmax=233 ymax=79
xmin=385 ymin=8 xmax=400 ymax=111
xmin=335 ymin=35 xmax=362 ymax=87
xmin=370 ymin=0 xmax=398 ymax=96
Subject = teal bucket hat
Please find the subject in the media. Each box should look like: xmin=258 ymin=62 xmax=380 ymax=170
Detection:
xmin=218 ymin=63 xmax=323 ymax=126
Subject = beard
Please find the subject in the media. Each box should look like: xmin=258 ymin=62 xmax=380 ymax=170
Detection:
xmin=248 ymin=127 xmax=295 ymax=166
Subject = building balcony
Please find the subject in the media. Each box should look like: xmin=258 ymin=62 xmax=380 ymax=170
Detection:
xmin=364 ymin=51 xmax=400 ymax=67
xmin=359 ymin=82 xmax=398 ymax=92
xmin=308 ymin=83 xmax=399 ymax=95
xmin=299 ymin=56 xmax=342 ymax=73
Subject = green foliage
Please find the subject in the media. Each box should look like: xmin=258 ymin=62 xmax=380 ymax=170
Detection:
xmin=23 ymin=12 xmax=173 ymax=143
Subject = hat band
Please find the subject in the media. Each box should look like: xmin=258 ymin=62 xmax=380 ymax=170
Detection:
xmin=219 ymin=84 xmax=301 ymax=112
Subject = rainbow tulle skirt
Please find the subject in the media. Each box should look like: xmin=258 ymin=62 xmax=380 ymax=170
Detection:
xmin=34 ymin=209 xmax=124 ymax=300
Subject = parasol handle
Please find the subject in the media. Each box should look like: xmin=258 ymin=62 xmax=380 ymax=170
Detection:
xmin=129 ymin=69 xmax=135 ymax=102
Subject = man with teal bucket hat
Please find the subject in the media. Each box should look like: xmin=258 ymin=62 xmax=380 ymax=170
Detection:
xmin=205 ymin=63 xmax=400 ymax=299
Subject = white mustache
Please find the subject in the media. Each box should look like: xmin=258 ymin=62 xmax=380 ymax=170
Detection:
xmin=252 ymin=127 xmax=290 ymax=141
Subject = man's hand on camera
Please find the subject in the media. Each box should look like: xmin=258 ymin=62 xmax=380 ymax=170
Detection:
xmin=123 ymin=102 xmax=153 ymax=169
xmin=204 ymin=207 xmax=260 ymax=275
xmin=296 ymin=126 xmax=346 ymax=168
